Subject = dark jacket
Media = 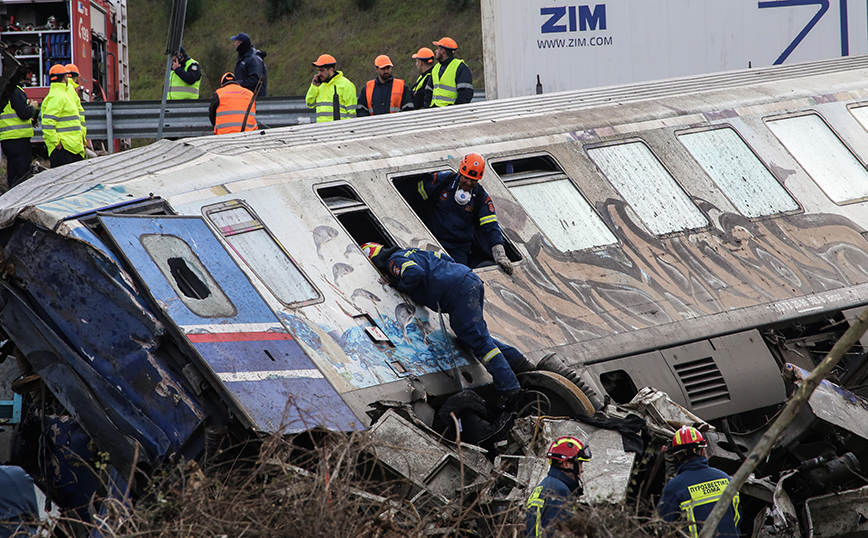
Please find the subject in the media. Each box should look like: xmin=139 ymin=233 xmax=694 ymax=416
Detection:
xmin=8 ymin=87 xmax=38 ymax=122
xmin=234 ymin=41 xmax=267 ymax=97
xmin=172 ymin=54 xmax=201 ymax=85
xmin=411 ymin=69 xmax=433 ymax=110
xmin=657 ymin=456 xmax=740 ymax=538
xmin=526 ymin=467 xmax=582 ymax=537
xmin=433 ymin=57 xmax=473 ymax=105
xmin=0 ymin=465 xmax=38 ymax=538
xmin=357 ymin=77 xmax=413 ymax=116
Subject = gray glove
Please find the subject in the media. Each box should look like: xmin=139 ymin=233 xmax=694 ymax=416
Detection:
xmin=491 ymin=244 xmax=513 ymax=275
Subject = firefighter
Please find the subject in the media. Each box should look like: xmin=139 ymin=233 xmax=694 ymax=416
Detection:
xmin=168 ymin=46 xmax=202 ymax=100
xmin=65 ymin=64 xmax=87 ymax=150
xmin=411 ymin=47 xmax=435 ymax=110
xmin=404 ymin=152 xmax=513 ymax=272
xmin=430 ymin=37 xmax=473 ymax=107
xmin=41 ymin=64 xmax=84 ymax=168
xmin=0 ymin=83 xmax=38 ymax=188
xmin=360 ymin=243 xmax=528 ymax=398
xmin=357 ymin=55 xmax=413 ymax=117
xmin=657 ymin=426 xmax=740 ymax=538
xmin=306 ymin=54 xmax=357 ymax=122
xmin=526 ymin=436 xmax=592 ymax=538
xmin=209 ymin=72 xmax=257 ymax=135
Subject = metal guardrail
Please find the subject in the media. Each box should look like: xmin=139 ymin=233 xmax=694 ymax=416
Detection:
xmin=30 ymin=90 xmax=486 ymax=147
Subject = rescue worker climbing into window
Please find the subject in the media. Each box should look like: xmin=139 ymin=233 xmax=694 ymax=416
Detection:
xmin=41 ymin=64 xmax=84 ymax=168
xmin=657 ymin=426 xmax=740 ymax=538
xmin=168 ymin=46 xmax=202 ymax=100
xmin=209 ymin=72 xmax=257 ymax=135
xmin=0 ymin=82 xmax=38 ymax=188
xmin=360 ymin=242 xmax=533 ymax=400
xmin=430 ymin=37 xmax=473 ymax=107
xmin=526 ymin=435 xmax=591 ymax=538
xmin=306 ymin=54 xmax=357 ymax=122
xmin=405 ymin=152 xmax=514 ymax=272
xmin=65 ymin=64 xmax=87 ymax=153
xmin=411 ymin=47 xmax=435 ymax=110
xmin=357 ymin=55 xmax=413 ymax=117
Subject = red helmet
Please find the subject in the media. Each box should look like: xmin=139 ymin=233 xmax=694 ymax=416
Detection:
xmin=360 ymin=242 xmax=383 ymax=259
xmin=546 ymin=436 xmax=591 ymax=465
xmin=459 ymin=152 xmax=485 ymax=180
xmin=671 ymin=426 xmax=707 ymax=454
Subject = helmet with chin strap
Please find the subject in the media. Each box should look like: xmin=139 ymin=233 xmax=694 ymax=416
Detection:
xmin=671 ymin=426 xmax=707 ymax=457
xmin=546 ymin=436 xmax=591 ymax=466
xmin=459 ymin=152 xmax=485 ymax=181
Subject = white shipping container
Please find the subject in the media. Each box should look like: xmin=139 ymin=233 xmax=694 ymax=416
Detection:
xmin=481 ymin=0 xmax=868 ymax=98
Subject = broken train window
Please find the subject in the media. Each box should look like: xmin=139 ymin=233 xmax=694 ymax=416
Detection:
xmin=317 ymin=184 xmax=397 ymax=248
xmin=203 ymin=200 xmax=321 ymax=307
xmin=491 ymin=153 xmax=616 ymax=252
xmin=391 ymin=168 xmax=522 ymax=268
xmin=140 ymin=234 xmax=237 ymax=318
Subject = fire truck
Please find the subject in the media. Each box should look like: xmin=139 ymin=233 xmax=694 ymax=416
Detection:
xmin=0 ymin=0 xmax=129 ymax=104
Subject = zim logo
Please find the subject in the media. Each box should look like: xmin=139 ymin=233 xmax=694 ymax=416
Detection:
xmin=541 ymin=4 xmax=606 ymax=33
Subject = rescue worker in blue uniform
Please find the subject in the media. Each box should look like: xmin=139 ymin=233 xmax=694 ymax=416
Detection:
xmin=526 ymin=436 xmax=591 ymax=537
xmin=0 ymin=464 xmax=39 ymax=537
xmin=408 ymin=152 xmax=513 ymax=272
xmin=361 ymin=243 xmax=530 ymax=397
xmin=658 ymin=426 xmax=740 ymax=538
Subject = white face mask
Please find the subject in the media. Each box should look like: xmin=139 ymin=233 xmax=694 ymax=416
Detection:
xmin=454 ymin=188 xmax=472 ymax=206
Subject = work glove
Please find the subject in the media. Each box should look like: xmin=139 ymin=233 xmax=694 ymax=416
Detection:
xmin=491 ymin=244 xmax=513 ymax=275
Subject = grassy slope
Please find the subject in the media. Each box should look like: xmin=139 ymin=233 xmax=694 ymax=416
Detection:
xmin=128 ymin=0 xmax=484 ymax=99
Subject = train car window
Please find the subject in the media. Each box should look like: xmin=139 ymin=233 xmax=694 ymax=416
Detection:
xmin=586 ymin=142 xmax=709 ymax=235
xmin=317 ymin=184 xmax=396 ymax=248
xmin=678 ymin=128 xmax=799 ymax=217
xmin=767 ymin=114 xmax=868 ymax=203
xmin=140 ymin=234 xmax=237 ymax=318
xmin=391 ymin=171 xmax=522 ymax=265
xmin=491 ymin=155 xmax=616 ymax=252
xmin=203 ymin=201 xmax=321 ymax=307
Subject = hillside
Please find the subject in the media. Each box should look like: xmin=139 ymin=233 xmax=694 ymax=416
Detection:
xmin=129 ymin=0 xmax=485 ymax=100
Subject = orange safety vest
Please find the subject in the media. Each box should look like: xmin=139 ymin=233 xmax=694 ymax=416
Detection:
xmin=364 ymin=79 xmax=405 ymax=115
xmin=214 ymin=84 xmax=257 ymax=134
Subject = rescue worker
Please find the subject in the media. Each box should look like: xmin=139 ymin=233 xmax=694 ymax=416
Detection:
xmin=168 ymin=46 xmax=202 ymax=100
xmin=411 ymin=47 xmax=435 ymax=110
xmin=361 ymin=243 xmax=530 ymax=399
xmin=357 ymin=55 xmax=413 ymax=117
xmin=0 ymin=464 xmax=39 ymax=537
xmin=526 ymin=436 xmax=591 ymax=538
xmin=231 ymin=33 xmax=267 ymax=97
xmin=306 ymin=54 xmax=357 ymax=122
xmin=0 ymin=83 xmax=38 ymax=188
xmin=209 ymin=72 xmax=257 ymax=134
xmin=430 ymin=37 xmax=473 ymax=107
xmin=65 ymin=64 xmax=87 ymax=151
xmin=41 ymin=64 xmax=84 ymax=168
xmin=406 ymin=152 xmax=513 ymax=272
xmin=657 ymin=426 xmax=740 ymax=538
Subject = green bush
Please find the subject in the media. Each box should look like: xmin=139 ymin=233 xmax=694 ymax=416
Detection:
xmin=266 ymin=0 xmax=303 ymax=19
xmin=161 ymin=0 xmax=204 ymax=26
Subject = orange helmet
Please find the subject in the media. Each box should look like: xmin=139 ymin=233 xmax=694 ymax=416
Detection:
xmin=221 ymin=72 xmax=236 ymax=85
xmin=361 ymin=242 xmax=384 ymax=259
xmin=671 ymin=426 xmax=707 ymax=454
xmin=547 ymin=436 xmax=591 ymax=465
xmin=412 ymin=47 xmax=435 ymax=63
xmin=313 ymin=54 xmax=337 ymax=67
xmin=459 ymin=152 xmax=485 ymax=180
xmin=433 ymin=37 xmax=458 ymax=50
xmin=49 ymin=64 xmax=68 ymax=82
xmin=374 ymin=55 xmax=393 ymax=68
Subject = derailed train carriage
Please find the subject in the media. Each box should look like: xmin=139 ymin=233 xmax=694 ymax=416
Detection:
xmin=3 ymin=54 xmax=868 ymax=532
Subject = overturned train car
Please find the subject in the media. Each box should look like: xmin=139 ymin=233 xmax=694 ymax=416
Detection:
xmin=2 ymin=55 xmax=868 ymax=522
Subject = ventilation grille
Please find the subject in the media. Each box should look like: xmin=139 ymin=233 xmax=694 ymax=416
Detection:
xmin=673 ymin=357 xmax=730 ymax=408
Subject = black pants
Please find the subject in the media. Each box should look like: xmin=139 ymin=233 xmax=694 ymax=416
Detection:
xmin=1 ymin=137 xmax=32 ymax=188
xmin=50 ymin=147 xmax=83 ymax=168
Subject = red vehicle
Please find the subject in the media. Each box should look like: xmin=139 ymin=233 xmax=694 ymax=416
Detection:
xmin=0 ymin=0 xmax=129 ymax=104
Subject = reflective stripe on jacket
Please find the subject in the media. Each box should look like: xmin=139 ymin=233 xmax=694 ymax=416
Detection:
xmin=657 ymin=457 xmax=740 ymax=538
xmin=0 ymin=87 xmax=34 ymax=141
xmin=432 ymin=58 xmax=466 ymax=107
xmin=363 ymin=78 xmax=406 ymax=115
xmin=305 ymin=71 xmax=357 ymax=122
xmin=214 ymin=83 xmax=257 ymax=134
xmin=67 ymin=80 xmax=86 ymax=142
xmin=168 ymin=57 xmax=201 ymax=99
xmin=41 ymin=81 xmax=84 ymax=156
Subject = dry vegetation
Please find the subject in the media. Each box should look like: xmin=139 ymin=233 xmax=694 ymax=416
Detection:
xmin=28 ymin=429 xmax=688 ymax=538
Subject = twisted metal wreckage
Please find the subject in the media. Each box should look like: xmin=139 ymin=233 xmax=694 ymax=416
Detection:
xmin=3 ymin=46 xmax=868 ymax=535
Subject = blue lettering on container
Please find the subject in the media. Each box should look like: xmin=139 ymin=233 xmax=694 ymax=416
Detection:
xmin=541 ymin=4 xmax=606 ymax=34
